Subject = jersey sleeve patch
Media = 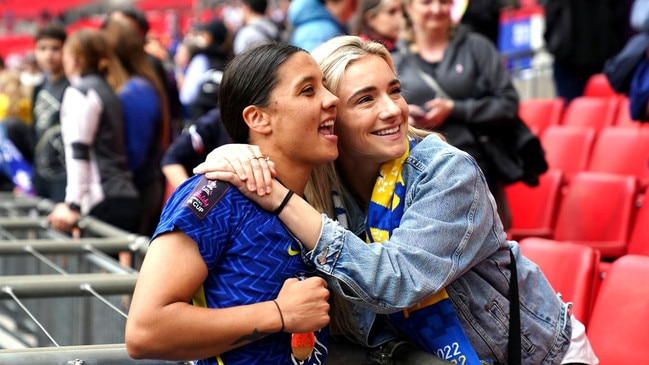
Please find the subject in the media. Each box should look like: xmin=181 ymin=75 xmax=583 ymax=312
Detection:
xmin=184 ymin=176 xmax=230 ymax=219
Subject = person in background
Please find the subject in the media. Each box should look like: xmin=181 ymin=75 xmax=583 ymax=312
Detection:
xmin=31 ymin=22 xmax=70 ymax=203
xmin=352 ymin=0 xmax=402 ymax=51
xmin=161 ymin=108 xmax=232 ymax=190
xmin=287 ymin=0 xmax=357 ymax=52
xmin=179 ymin=19 xmax=231 ymax=120
xmin=459 ymin=0 xmax=509 ymax=46
xmin=631 ymin=0 xmax=649 ymax=32
xmin=107 ymin=4 xmax=182 ymax=139
xmin=103 ymin=18 xmax=171 ymax=238
xmin=144 ymin=33 xmax=173 ymax=66
xmin=0 ymin=116 xmax=33 ymax=194
xmin=0 ymin=69 xmax=32 ymax=125
xmin=197 ymin=35 xmax=599 ymax=365
xmin=0 ymin=70 xmax=34 ymax=194
xmin=125 ymin=42 xmax=337 ymax=365
xmin=390 ymin=0 xmax=520 ymax=230
xmin=20 ymin=52 xmax=44 ymax=91
xmin=544 ymin=0 xmax=627 ymax=103
xmin=270 ymin=0 xmax=292 ymax=42
xmin=233 ymin=0 xmax=281 ymax=55
xmin=0 ymin=67 xmax=35 ymax=194
xmin=48 ymin=28 xmax=140 ymax=244
xmin=173 ymin=40 xmax=198 ymax=91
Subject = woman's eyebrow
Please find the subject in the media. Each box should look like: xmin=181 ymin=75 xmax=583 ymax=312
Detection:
xmin=347 ymin=86 xmax=377 ymax=103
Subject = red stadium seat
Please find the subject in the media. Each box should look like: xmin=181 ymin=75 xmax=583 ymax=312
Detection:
xmin=587 ymin=255 xmax=649 ymax=365
xmin=519 ymin=97 xmax=565 ymax=135
xmin=519 ymin=238 xmax=600 ymax=327
xmin=626 ymin=187 xmax=649 ymax=257
xmin=540 ymin=125 xmax=596 ymax=179
xmin=506 ymin=169 xmax=563 ymax=240
xmin=560 ymin=96 xmax=619 ymax=131
xmin=583 ymin=73 xmax=618 ymax=98
xmin=586 ymin=127 xmax=649 ymax=188
xmin=598 ymin=186 xmax=649 ymax=293
xmin=552 ymin=172 xmax=638 ymax=259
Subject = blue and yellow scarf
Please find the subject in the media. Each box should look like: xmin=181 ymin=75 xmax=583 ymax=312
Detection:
xmin=365 ymin=139 xmax=482 ymax=365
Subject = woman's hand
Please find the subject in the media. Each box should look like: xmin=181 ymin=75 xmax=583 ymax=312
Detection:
xmin=275 ymin=277 xmax=330 ymax=333
xmin=48 ymin=203 xmax=80 ymax=233
xmin=193 ymin=144 xmax=276 ymax=196
xmin=409 ymin=98 xmax=454 ymax=129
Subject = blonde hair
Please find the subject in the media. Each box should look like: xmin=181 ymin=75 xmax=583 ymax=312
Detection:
xmin=0 ymin=69 xmax=32 ymax=123
xmin=308 ymin=35 xmax=431 ymax=216
xmin=307 ymin=35 xmax=433 ymax=341
xmin=308 ymin=36 xmax=400 ymax=222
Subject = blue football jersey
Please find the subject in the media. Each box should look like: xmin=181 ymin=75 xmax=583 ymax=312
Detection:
xmin=153 ymin=175 xmax=328 ymax=365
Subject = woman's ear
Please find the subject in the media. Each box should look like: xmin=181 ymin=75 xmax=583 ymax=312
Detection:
xmin=242 ymin=105 xmax=272 ymax=135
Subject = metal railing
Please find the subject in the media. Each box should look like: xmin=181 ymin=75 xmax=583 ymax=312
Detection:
xmin=0 ymin=193 xmax=188 ymax=364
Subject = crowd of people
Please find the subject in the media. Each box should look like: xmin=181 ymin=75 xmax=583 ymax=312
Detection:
xmin=1 ymin=0 xmax=635 ymax=363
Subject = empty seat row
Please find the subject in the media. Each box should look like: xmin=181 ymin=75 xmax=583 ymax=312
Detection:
xmin=518 ymin=239 xmax=649 ymax=365
xmin=539 ymin=125 xmax=649 ymax=187
xmin=507 ymin=170 xmax=649 ymax=260
xmin=519 ymin=73 xmax=645 ymax=135
xmin=520 ymin=94 xmax=647 ymax=135
xmin=512 ymin=74 xmax=649 ymax=365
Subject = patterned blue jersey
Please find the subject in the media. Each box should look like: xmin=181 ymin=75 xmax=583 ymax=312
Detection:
xmin=153 ymin=175 xmax=328 ymax=365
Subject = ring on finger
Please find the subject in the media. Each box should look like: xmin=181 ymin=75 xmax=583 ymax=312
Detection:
xmin=250 ymin=155 xmax=270 ymax=162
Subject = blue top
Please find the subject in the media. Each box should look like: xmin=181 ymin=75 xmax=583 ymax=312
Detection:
xmin=180 ymin=53 xmax=210 ymax=107
xmin=160 ymin=108 xmax=232 ymax=177
xmin=154 ymin=174 xmax=328 ymax=365
xmin=632 ymin=0 xmax=649 ymax=32
xmin=310 ymin=134 xmax=572 ymax=364
xmin=119 ymin=76 xmax=162 ymax=188
xmin=287 ymin=0 xmax=348 ymax=52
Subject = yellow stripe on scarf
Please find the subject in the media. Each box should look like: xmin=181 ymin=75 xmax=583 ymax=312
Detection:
xmin=402 ymin=288 xmax=449 ymax=318
xmin=367 ymin=141 xmax=409 ymax=244
xmin=365 ymin=140 xmax=454 ymax=320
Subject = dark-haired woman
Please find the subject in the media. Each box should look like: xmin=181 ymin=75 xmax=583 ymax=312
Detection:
xmin=125 ymin=42 xmax=338 ymax=365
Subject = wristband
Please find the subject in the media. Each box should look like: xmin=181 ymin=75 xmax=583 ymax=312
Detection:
xmin=272 ymin=300 xmax=285 ymax=332
xmin=272 ymin=189 xmax=294 ymax=215
xmin=67 ymin=202 xmax=81 ymax=212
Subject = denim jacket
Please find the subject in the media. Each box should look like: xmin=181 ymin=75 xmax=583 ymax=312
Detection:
xmin=307 ymin=134 xmax=572 ymax=364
